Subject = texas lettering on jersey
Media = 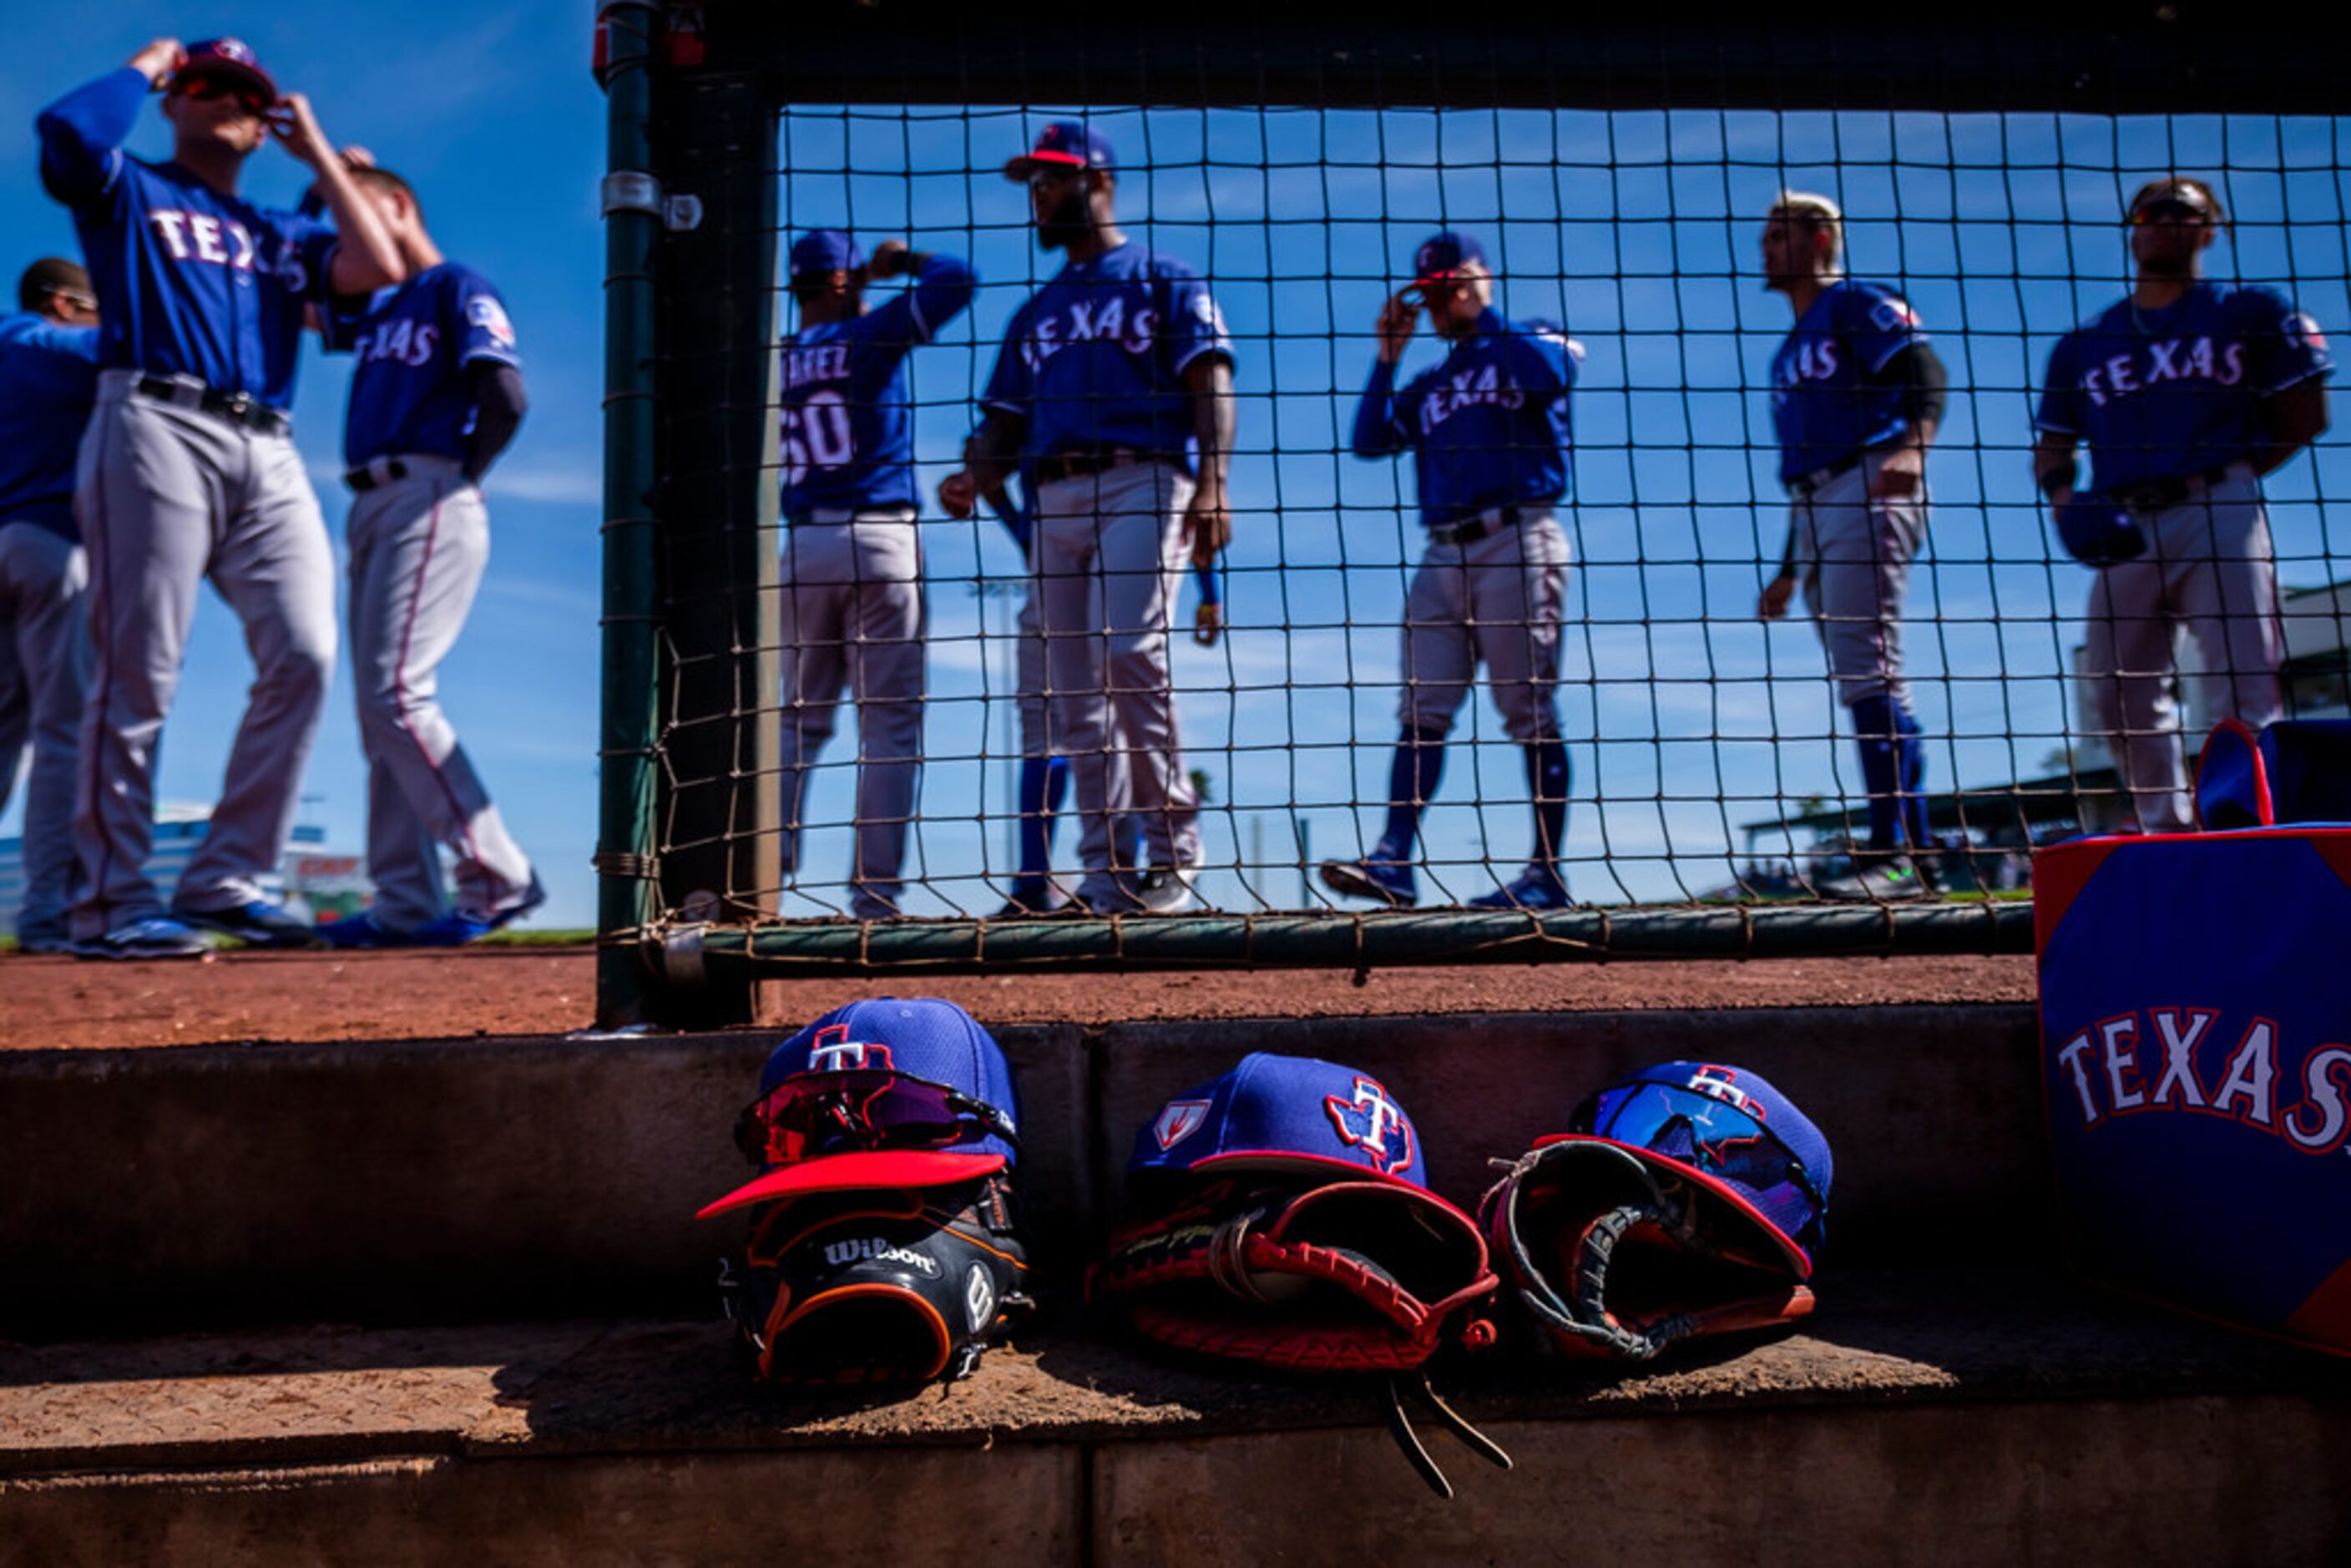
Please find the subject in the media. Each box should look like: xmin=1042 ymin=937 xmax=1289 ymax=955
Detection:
xmin=1769 ymin=278 xmax=1929 ymax=483
xmin=324 ymin=262 xmax=522 ymax=468
xmin=2050 ymin=1004 xmax=2351 ymax=1157
xmin=1353 ymin=309 xmax=1577 ymax=526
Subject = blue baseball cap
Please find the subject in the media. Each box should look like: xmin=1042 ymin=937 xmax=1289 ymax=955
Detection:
xmin=1412 ymin=230 xmax=1488 ymax=285
xmin=173 ymin=38 xmax=279 ymax=104
xmin=1559 ymin=1060 xmax=1832 ymax=1269
xmin=1130 ymin=1051 xmax=1433 ymax=1191
xmin=1005 ymin=120 xmax=1116 ymax=182
xmin=789 ymin=229 xmax=864 ymax=279
xmin=697 ymin=997 xmax=1021 ymax=1218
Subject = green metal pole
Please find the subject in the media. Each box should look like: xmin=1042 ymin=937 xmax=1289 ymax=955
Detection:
xmin=594 ymin=0 xmax=663 ymax=1028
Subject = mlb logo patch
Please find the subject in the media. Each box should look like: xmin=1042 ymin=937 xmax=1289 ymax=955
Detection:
xmin=468 ymin=296 xmax=517 ymax=348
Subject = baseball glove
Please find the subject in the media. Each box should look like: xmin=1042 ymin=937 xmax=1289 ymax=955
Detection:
xmin=2054 ymin=493 xmax=2148 ymax=568
xmin=717 ymin=1173 xmax=1034 ymax=1386
xmin=1092 ymin=1176 xmax=1499 ymax=1373
xmin=1479 ymin=1138 xmax=1815 ymax=1362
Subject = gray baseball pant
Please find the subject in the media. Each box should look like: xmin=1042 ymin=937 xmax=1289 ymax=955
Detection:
xmin=1788 ymin=455 xmax=1926 ymax=710
xmin=1398 ymin=511 xmax=1571 ymax=741
xmin=0 ymin=523 xmax=88 ymax=938
xmin=70 ymin=372 xmax=336 ymax=938
xmin=346 ymin=456 xmax=535 ymax=929
xmin=779 ymin=508 xmax=925 ymax=919
xmin=2081 ymin=465 xmax=2281 ymax=833
xmin=1015 ymin=588 xmax=1052 ymax=756
xmin=1033 ymin=461 xmax=1201 ymax=906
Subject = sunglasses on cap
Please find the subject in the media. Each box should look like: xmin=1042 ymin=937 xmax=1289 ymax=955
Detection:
xmin=1579 ymin=1081 xmax=1826 ymax=1217
xmin=174 ymin=76 xmax=271 ymax=114
xmin=731 ymin=1069 xmax=1021 ymax=1168
xmin=2131 ymin=195 xmax=2212 ymax=226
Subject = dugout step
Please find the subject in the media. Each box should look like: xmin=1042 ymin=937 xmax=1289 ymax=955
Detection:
xmin=3 ymin=1267 xmax=2348 ymax=1563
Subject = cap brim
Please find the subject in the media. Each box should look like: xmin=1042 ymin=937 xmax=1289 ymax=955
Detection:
xmin=176 ymin=61 xmax=278 ymax=103
xmin=1140 ymin=1148 xmax=1437 ymax=1199
xmin=1533 ymin=1134 xmax=1813 ymax=1276
xmin=1004 ymin=151 xmax=1088 ymax=181
xmin=695 ymin=1150 xmax=1006 ymax=1220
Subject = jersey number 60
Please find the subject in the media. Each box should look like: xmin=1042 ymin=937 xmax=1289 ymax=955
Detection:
xmin=780 ymin=391 xmax=855 ymax=487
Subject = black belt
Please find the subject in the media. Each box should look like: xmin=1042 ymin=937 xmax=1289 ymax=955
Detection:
xmin=1034 ymin=446 xmax=1180 ymax=484
xmin=134 ymin=374 xmax=289 ymax=437
xmin=344 ymin=458 xmax=415 ymax=493
xmin=1428 ymin=505 xmax=1531 ymax=547
xmin=1787 ymin=453 xmax=1868 ymax=499
xmin=2114 ymin=465 xmax=2241 ymax=514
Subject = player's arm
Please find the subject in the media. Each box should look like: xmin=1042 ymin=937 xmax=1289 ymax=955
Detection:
xmin=1864 ymin=342 xmax=1947 ymax=499
xmin=37 ymin=42 xmax=179 ymax=202
xmin=866 ymin=241 xmax=978 ymax=343
xmin=2032 ymin=431 xmax=2081 ymax=510
xmin=1350 ymin=292 xmax=1420 ymax=458
xmin=463 ymin=362 xmax=528 ymax=483
xmin=2253 ymin=380 xmax=2330 ymax=477
xmin=942 ymin=410 xmax=1025 ymax=519
xmin=1183 ymin=352 xmax=1237 ymax=566
xmin=267 ymin=95 xmax=402 ymax=295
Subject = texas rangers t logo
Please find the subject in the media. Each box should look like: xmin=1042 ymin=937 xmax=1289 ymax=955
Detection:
xmin=1685 ymin=1065 xmax=1764 ymax=1119
xmin=1326 ymin=1075 xmax=1414 ymax=1176
xmin=808 ymin=1023 xmax=893 ymax=1073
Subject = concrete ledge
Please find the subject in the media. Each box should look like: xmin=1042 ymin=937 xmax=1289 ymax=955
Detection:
xmin=0 ymin=1005 xmax=2037 ymax=1333
xmin=3 ymin=1272 xmax=2346 ymax=1564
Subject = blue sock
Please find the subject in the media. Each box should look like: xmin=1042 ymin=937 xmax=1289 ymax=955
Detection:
xmin=1894 ymin=701 xmax=1931 ymax=849
xmin=1378 ymin=733 xmax=1445 ymax=857
xmin=1848 ymin=695 xmax=1902 ymax=852
xmin=1017 ymin=756 xmax=1068 ymax=880
xmin=1526 ymin=739 xmax=1570 ymax=863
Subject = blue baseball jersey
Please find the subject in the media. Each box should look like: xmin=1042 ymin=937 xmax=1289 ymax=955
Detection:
xmin=2035 ymin=281 xmax=2334 ymax=492
xmin=981 ymin=242 xmax=1232 ymax=464
xmin=780 ymin=253 xmax=976 ymax=516
xmin=0 ymin=313 xmax=101 ymax=539
xmin=38 ymin=68 xmax=340 ymax=412
xmin=1769 ymin=278 xmax=1930 ymax=483
xmin=1351 ymin=307 xmax=1577 ymax=528
xmin=320 ymin=263 xmax=522 ymax=468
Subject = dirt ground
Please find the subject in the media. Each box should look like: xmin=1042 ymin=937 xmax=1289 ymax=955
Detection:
xmin=0 ymin=945 xmax=2035 ymax=1050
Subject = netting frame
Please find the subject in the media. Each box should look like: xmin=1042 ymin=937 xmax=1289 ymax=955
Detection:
xmin=593 ymin=0 xmax=2331 ymax=1026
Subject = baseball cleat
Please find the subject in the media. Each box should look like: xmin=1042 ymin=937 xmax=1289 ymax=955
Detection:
xmin=408 ymin=873 xmax=550 ymax=947
xmin=316 ymin=913 xmax=418 ymax=950
xmin=1469 ymin=865 xmax=1574 ymax=911
xmin=1816 ymin=856 xmax=1936 ymax=903
xmin=1318 ymin=855 xmax=1419 ymax=908
xmin=171 ymin=898 xmax=323 ymax=949
xmin=72 ymin=915 xmax=212 ymax=961
xmin=991 ymin=878 xmax=1071 ymax=919
xmin=13 ymin=918 xmax=72 ymax=955
xmin=1128 ymin=864 xmax=1201 ymax=915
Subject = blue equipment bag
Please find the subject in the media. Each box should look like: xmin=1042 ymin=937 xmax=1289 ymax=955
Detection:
xmin=2035 ymin=720 xmax=2351 ymax=1355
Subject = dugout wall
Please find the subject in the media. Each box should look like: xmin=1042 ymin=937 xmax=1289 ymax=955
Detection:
xmin=594 ymin=2 xmax=2347 ymax=1025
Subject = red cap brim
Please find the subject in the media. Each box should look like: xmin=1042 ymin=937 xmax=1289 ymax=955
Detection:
xmin=1004 ymin=150 xmax=1088 ymax=181
xmin=695 ymin=1150 xmax=1006 ymax=1220
xmin=174 ymin=61 xmax=279 ymax=104
xmin=1157 ymin=1148 xmax=1459 ymax=1208
xmin=1531 ymin=1134 xmax=1813 ymax=1277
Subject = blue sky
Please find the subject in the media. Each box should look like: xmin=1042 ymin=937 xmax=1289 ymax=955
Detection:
xmin=5 ymin=10 xmax=2346 ymax=923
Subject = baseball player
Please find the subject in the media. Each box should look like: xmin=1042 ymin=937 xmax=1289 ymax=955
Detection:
xmin=2034 ymin=176 xmax=2333 ymax=833
xmin=776 ymin=230 xmax=976 ymax=919
xmin=0 ymin=260 xmax=101 ymax=953
xmin=942 ymin=122 xmax=1236 ymax=916
xmin=301 ymin=162 xmax=542 ymax=948
xmin=1754 ymin=192 xmax=1949 ymax=900
xmin=38 ymin=38 xmax=402 ymax=959
xmin=1319 ymin=232 xmax=1578 ymax=912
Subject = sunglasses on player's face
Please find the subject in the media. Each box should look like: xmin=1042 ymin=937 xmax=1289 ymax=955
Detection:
xmin=731 ymin=1069 xmax=1021 ymax=1167
xmin=174 ymin=76 xmax=271 ymax=115
xmin=2131 ymin=196 xmax=2210 ymax=226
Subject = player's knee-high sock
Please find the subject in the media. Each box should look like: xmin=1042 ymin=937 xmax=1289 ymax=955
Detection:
xmin=1017 ymin=755 xmax=1069 ymax=878
xmin=1378 ymin=732 xmax=1445 ymax=857
xmin=1848 ymin=694 xmax=1903 ymax=852
xmin=1525 ymin=739 xmax=1570 ymax=866
xmin=1893 ymin=700 xmax=1931 ymax=849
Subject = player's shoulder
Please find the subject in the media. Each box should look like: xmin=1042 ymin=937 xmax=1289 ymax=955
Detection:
xmin=429 ymin=259 xmax=503 ymax=297
xmin=2208 ymin=278 xmax=2295 ymax=323
xmin=1113 ymin=242 xmax=1205 ymax=283
xmin=1838 ymin=276 xmax=1924 ymax=326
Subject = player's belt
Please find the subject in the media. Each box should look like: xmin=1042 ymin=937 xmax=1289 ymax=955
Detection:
xmin=133 ymin=374 xmax=290 ymax=438
xmin=1427 ymin=504 xmax=1531 ymax=547
xmin=1786 ymin=453 xmax=1867 ymax=499
xmin=2113 ymin=464 xmax=2243 ymax=514
xmin=345 ymin=456 xmax=419 ymax=493
xmin=1034 ymin=446 xmax=1180 ymax=484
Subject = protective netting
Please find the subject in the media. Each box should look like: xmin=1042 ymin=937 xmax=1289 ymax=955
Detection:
xmin=648 ymin=94 xmax=2348 ymax=927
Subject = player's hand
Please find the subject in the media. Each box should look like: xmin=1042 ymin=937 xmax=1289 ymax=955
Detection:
xmin=867 ymin=240 xmax=913 ymax=281
xmin=266 ymin=94 xmax=338 ymax=171
xmin=1757 ymin=573 xmax=1797 ymax=622
xmin=339 ymin=145 xmax=377 ymax=172
xmin=1868 ymin=443 xmax=1926 ymax=498
xmin=130 ymin=38 xmax=186 ymax=87
xmin=1193 ymin=599 xmax=1222 ymax=648
xmin=1184 ymin=476 xmax=1232 ymax=565
xmin=1376 ymin=291 xmax=1421 ymax=365
xmin=938 ymin=469 xmax=978 ymax=520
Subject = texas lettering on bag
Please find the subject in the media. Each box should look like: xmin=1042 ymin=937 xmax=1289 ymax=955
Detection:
xmin=2051 ymin=1008 xmax=2351 ymax=1155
